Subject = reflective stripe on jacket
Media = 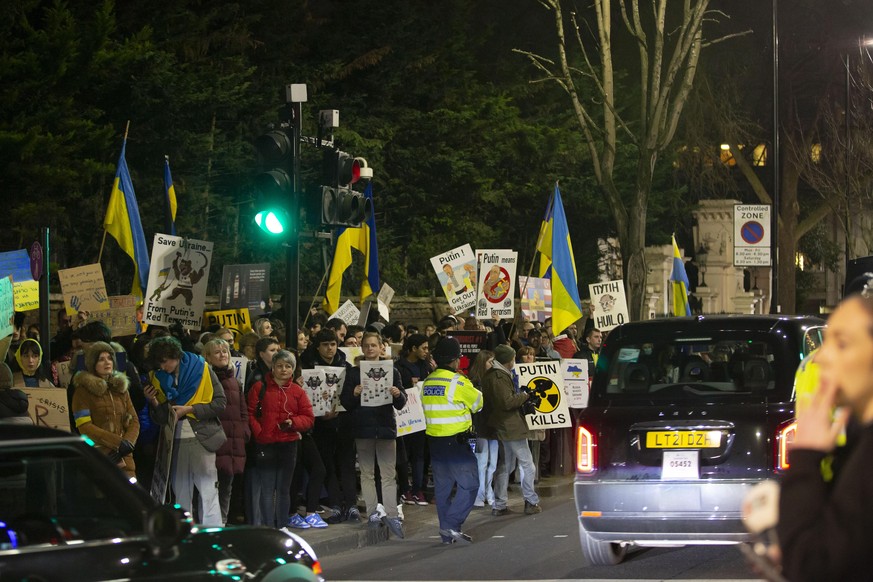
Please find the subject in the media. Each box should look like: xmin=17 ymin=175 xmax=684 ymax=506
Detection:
xmin=421 ymin=367 xmax=482 ymax=437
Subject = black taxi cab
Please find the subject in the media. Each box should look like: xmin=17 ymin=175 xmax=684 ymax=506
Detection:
xmin=573 ymin=315 xmax=825 ymax=565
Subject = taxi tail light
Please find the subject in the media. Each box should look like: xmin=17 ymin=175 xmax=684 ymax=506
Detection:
xmin=775 ymin=420 xmax=796 ymax=471
xmin=576 ymin=425 xmax=597 ymax=473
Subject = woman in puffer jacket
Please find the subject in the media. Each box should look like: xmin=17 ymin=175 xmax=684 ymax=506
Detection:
xmin=71 ymin=342 xmax=140 ymax=478
xmin=203 ymin=338 xmax=249 ymax=526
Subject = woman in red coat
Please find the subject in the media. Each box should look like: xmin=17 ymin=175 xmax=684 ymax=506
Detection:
xmin=203 ymin=338 xmax=249 ymax=526
xmin=247 ymin=350 xmax=314 ymax=529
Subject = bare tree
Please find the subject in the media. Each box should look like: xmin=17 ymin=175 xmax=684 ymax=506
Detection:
xmin=515 ymin=0 xmax=745 ymax=320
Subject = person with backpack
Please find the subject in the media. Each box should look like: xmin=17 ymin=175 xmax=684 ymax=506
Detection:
xmin=246 ymin=350 xmax=314 ymax=531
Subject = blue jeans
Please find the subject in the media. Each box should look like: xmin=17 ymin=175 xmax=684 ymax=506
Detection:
xmin=493 ymin=439 xmax=540 ymax=509
xmin=251 ymin=441 xmax=298 ymax=528
xmin=428 ymin=435 xmax=478 ymax=537
xmin=475 ymin=439 xmax=498 ymax=505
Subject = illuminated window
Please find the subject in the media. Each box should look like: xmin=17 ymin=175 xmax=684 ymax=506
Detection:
xmin=753 ymin=144 xmax=767 ymax=166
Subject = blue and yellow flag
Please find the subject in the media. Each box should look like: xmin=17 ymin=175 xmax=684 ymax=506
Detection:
xmin=163 ymin=156 xmax=178 ymax=236
xmin=536 ymin=192 xmax=555 ymax=278
xmin=539 ymin=185 xmax=582 ymax=336
xmin=670 ymin=235 xmax=692 ymax=316
xmin=322 ymin=183 xmax=380 ymax=315
xmin=103 ymin=138 xmax=150 ymax=300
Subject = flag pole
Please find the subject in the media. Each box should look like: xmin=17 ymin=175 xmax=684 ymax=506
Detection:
xmin=98 ymin=120 xmax=131 ymax=263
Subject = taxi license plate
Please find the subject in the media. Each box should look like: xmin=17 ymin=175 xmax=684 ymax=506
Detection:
xmin=646 ymin=430 xmax=721 ymax=449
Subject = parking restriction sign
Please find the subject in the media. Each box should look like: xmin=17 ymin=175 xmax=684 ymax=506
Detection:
xmin=734 ymin=204 xmax=771 ymax=267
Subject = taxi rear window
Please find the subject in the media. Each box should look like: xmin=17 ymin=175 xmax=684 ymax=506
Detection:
xmin=596 ymin=334 xmax=783 ymax=401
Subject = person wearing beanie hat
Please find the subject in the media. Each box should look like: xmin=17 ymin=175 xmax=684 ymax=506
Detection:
xmin=421 ymin=336 xmax=484 ymax=545
xmin=71 ymin=342 xmax=139 ymax=478
xmin=493 ymin=344 xmax=515 ymax=366
xmin=482 ymin=342 xmax=542 ymax=516
xmin=0 ymin=362 xmax=32 ymax=424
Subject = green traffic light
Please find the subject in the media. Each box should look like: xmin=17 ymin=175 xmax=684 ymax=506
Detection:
xmin=255 ymin=209 xmax=288 ymax=235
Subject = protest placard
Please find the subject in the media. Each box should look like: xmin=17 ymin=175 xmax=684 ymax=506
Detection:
xmin=562 ymin=358 xmax=590 ymax=408
xmin=395 ymin=385 xmax=426 ymax=436
xmin=516 ymin=360 xmax=572 ymax=429
xmin=230 ymin=356 xmax=248 ymax=385
xmin=0 ymin=276 xmax=13 ymax=338
xmin=0 ymin=249 xmax=39 ymax=310
xmin=475 ymin=249 xmax=518 ymax=320
xmin=360 ymin=360 xmax=393 ymax=407
xmin=588 ymin=279 xmax=629 ymax=332
xmin=334 ymin=300 xmax=361 ymax=327
xmin=58 ymin=263 xmax=111 ymax=316
xmin=220 ymin=263 xmax=271 ymax=317
xmin=430 ymin=244 xmax=478 ymax=313
xmin=317 ymin=365 xmax=346 ymax=413
xmin=518 ymin=276 xmax=552 ymax=323
xmin=143 ymin=235 xmax=213 ymax=329
xmin=301 ymin=369 xmax=336 ymax=417
xmin=150 ymin=413 xmax=178 ymax=504
xmin=377 ymin=283 xmax=394 ymax=321
xmin=23 ymin=388 xmax=71 ymax=431
xmin=446 ymin=330 xmax=488 ymax=375
xmin=204 ymin=308 xmax=253 ymax=347
xmin=339 ymin=346 xmax=363 ymax=366
xmin=91 ymin=295 xmax=138 ymax=337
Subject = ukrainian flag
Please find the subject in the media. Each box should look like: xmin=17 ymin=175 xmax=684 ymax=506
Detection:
xmin=322 ymin=182 xmax=380 ymax=314
xmin=540 ymin=185 xmax=582 ymax=336
xmin=535 ymin=191 xmax=554 ymax=278
xmin=104 ymin=138 xmax=150 ymax=300
xmin=163 ymin=156 xmax=177 ymax=236
xmin=670 ymin=235 xmax=692 ymax=316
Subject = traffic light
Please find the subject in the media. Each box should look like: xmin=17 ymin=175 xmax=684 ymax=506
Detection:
xmin=253 ymin=129 xmax=294 ymax=236
xmin=321 ymin=149 xmax=372 ymax=227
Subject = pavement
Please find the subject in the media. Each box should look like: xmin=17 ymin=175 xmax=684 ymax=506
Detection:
xmin=291 ymin=474 xmax=576 ymax=559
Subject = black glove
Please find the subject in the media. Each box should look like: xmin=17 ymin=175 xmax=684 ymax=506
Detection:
xmin=109 ymin=439 xmax=135 ymax=462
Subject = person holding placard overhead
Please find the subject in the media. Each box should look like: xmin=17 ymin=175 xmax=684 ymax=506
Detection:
xmin=340 ymin=332 xmax=407 ymax=539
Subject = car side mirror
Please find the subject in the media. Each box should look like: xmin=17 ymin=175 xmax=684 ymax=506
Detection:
xmin=146 ymin=505 xmax=192 ymax=559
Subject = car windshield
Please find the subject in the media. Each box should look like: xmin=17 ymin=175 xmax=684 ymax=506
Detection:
xmin=598 ymin=334 xmax=789 ymax=401
xmin=0 ymin=445 xmax=144 ymax=549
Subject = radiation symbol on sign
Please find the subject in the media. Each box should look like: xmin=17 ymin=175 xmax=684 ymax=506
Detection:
xmin=525 ymin=377 xmax=562 ymax=413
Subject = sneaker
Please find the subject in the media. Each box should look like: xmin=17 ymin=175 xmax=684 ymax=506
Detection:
xmin=368 ymin=511 xmax=383 ymax=529
xmin=414 ymin=492 xmax=428 ymax=506
xmin=492 ymin=506 xmax=509 ymax=516
xmin=346 ymin=507 xmax=361 ymax=523
xmin=325 ymin=506 xmax=344 ymax=524
xmin=382 ymin=515 xmax=405 ymax=539
xmin=304 ymin=513 xmax=329 ymax=528
xmin=401 ymin=491 xmax=414 ymax=505
xmin=287 ymin=513 xmax=310 ymax=529
xmin=524 ymin=501 xmax=542 ymax=515
xmin=375 ymin=503 xmax=388 ymax=518
xmin=439 ymin=528 xmax=472 ymax=545
xmin=397 ymin=504 xmax=405 ymax=521
xmin=473 ymin=499 xmax=485 ymax=508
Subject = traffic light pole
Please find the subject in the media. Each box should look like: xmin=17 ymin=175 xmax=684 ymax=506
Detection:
xmin=285 ymin=99 xmax=302 ymax=342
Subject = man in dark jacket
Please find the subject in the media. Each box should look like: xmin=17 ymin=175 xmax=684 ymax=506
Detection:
xmin=483 ymin=344 xmax=542 ymax=516
xmin=0 ymin=362 xmax=30 ymax=424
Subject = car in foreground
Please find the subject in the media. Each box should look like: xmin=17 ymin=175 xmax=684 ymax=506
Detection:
xmin=574 ymin=315 xmax=825 ymax=565
xmin=0 ymin=425 xmax=323 ymax=581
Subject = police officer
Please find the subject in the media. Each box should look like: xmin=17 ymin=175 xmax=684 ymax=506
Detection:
xmin=422 ymin=337 xmax=483 ymax=545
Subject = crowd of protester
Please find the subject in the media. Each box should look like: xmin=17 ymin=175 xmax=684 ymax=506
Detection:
xmin=0 ymin=303 xmax=598 ymax=541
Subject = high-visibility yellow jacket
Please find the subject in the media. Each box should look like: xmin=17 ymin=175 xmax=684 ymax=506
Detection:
xmin=422 ymin=367 xmax=483 ymax=437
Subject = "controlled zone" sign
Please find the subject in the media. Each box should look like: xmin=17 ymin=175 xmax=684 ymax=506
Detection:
xmin=734 ymin=204 xmax=771 ymax=267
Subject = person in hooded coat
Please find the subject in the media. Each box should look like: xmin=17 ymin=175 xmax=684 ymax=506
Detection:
xmin=0 ymin=362 xmax=31 ymax=424
xmin=71 ymin=342 xmax=140 ymax=478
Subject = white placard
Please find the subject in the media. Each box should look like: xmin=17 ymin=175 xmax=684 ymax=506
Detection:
xmin=588 ymin=280 xmax=629 ymax=332
xmin=475 ymin=249 xmax=518 ymax=320
xmin=394 ymin=384 xmax=426 ymax=436
xmin=317 ymin=365 xmax=346 ymax=413
xmin=340 ymin=346 xmax=363 ymax=366
xmin=143 ymin=234 xmax=213 ymax=329
xmin=562 ymin=358 xmax=589 ymax=408
xmin=229 ymin=356 xmax=248 ymax=385
xmin=661 ymin=450 xmax=700 ymax=481
xmin=515 ymin=360 xmax=572 ymax=429
xmin=359 ymin=360 xmax=393 ymax=407
xmin=301 ymin=369 xmax=335 ymax=417
xmin=334 ymin=300 xmax=361 ymax=327
xmin=430 ymin=244 xmax=478 ymax=313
